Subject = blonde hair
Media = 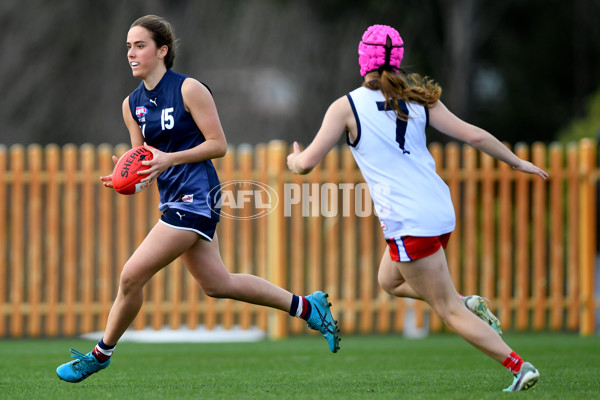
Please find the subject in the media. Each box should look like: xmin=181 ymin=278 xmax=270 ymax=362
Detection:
xmin=363 ymin=71 xmax=442 ymax=121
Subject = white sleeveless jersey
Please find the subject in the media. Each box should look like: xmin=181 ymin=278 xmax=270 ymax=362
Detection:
xmin=346 ymin=86 xmax=455 ymax=239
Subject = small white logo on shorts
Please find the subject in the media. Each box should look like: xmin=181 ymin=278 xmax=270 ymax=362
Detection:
xmin=176 ymin=211 xmax=185 ymax=220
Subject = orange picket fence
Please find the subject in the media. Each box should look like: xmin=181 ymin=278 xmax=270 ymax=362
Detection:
xmin=0 ymin=139 xmax=597 ymax=339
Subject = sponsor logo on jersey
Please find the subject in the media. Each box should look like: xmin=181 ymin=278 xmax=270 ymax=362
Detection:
xmin=181 ymin=194 xmax=194 ymax=203
xmin=136 ymin=106 xmax=148 ymax=118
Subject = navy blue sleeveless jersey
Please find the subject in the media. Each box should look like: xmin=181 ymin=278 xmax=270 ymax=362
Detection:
xmin=128 ymin=69 xmax=221 ymax=220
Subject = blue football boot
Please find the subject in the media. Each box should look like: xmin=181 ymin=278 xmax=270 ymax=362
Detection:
xmin=56 ymin=349 xmax=110 ymax=383
xmin=305 ymin=291 xmax=340 ymax=353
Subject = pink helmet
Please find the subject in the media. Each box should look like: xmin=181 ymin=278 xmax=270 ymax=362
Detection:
xmin=358 ymin=25 xmax=404 ymax=76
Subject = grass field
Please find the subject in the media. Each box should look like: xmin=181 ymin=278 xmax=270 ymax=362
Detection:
xmin=1 ymin=333 xmax=598 ymax=399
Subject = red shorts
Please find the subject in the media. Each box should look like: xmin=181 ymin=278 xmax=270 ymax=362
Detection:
xmin=386 ymin=232 xmax=451 ymax=262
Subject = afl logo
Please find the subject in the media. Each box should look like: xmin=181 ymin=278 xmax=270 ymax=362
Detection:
xmin=208 ymin=180 xmax=279 ymax=220
xmin=135 ymin=106 xmax=148 ymax=118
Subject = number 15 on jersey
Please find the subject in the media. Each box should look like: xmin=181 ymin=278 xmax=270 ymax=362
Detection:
xmin=161 ymin=107 xmax=174 ymax=130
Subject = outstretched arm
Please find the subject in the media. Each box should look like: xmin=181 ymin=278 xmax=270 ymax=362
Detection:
xmin=287 ymin=96 xmax=354 ymax=174
xmin=428 ymin=101 xmax=548 ymax=179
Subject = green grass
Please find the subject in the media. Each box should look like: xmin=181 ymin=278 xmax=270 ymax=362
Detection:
xmin=0 ymin=333 xmax=599 ymax=399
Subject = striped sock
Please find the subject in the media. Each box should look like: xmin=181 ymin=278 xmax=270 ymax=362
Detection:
xmin=289 ymin=295 xmax=300 ymax=317
xmin=289 ymin=295 xmax=312 ymax=321
xmin=502 ymin=351 xmax=524 ymax=374
xmin=92 ymin=338 xmax=115 ymax=362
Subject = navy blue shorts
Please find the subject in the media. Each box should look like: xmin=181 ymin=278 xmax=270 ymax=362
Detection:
xmin=159 ymin=208 xmax=218 ymax=242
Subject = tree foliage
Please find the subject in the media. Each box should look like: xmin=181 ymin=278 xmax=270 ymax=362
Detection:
xmin=558 ymin=88 xmax=600 ymax=143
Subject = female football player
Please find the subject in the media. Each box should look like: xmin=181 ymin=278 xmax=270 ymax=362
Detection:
xmin=287 ymin=24 xmax=546 ymax=392
xmin=56 ymin=15 xmax=339 ymax=383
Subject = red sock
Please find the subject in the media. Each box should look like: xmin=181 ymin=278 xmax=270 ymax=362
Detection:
xmin=502 ymin=351 xmax=523 ymax=374
xmin=289 ymin=295 xmax=312 ymax=320
xmin=299 ymin=296 xmax=311 ymax=320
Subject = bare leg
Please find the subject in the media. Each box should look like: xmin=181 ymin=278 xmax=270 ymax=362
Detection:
xmin=377 ymin=250 xmax=422 ymax=299
xmin=103 ymin=223 xmax=199 ymax=345
xmin=387 ymin=247 xmax=512 ymax=363
xmin=181 ymin=233 xmax=293 ymax=311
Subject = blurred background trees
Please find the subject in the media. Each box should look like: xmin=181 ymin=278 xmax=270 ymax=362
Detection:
xmin=1 ymin=0 xmax=599 ymax=147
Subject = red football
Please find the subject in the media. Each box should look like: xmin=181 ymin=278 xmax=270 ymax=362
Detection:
xmin=111 ymin=146 xmax=154 ymax=195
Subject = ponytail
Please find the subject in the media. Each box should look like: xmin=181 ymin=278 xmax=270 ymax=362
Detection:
xmin=363 ymin=71 xmax=442 ymax=121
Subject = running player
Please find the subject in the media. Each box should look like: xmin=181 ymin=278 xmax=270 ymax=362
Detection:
xmin=287 ymin=24 xmax=545 ymax=392
xmin=56 ymin=15 xmax=339 ymax=384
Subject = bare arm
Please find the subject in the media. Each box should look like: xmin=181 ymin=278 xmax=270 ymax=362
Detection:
xmin=173 ymin=78 xmax=228 ymax=163
xmin=99 ymin=96 xmax=144 ymax=188
xmin=429 ymin=100 xmax=548 ymax=179
xmin=287 ymin=96 xmax=354 ymax=174
xmin=121 ymin=96 xmax=145 ymax=147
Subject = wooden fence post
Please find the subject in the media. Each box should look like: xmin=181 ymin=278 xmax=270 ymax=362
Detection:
xmin=10 ymin=145 xmax=25 ymax=337
xmin=80 ymin=144 xmax=96 ymax=334
xmin=498 ymin=143 xmax=513 ymax=329
xmin=238 ymin=145 xmax=255 ymax=330
xmin=445 ymin=143 xmax=461 ymax=295
xmin=219 ymin=146 xmax=236 ymax=330
xmin=45 ymin=145 xmax=60 ymax=336
xmin=324 ymin=148 xmax=340 ymax=308
xmin=288 ymin=148 xmax=306 ymax=335
xmin=266 ymin=140 xmax=288 ymax=339
xmin=566 ymin=143 xmax=580 ymax=330
xmin=480 ymin=150 xmax=495 ymax=303
xmin=63 ymin=144 xmax=78 ymax=336
xmin=578 ymin=139 xmax=597 ymax=335
xmin=0 ymin=146 xmax=5 ymax=337
xmin=532 ymin=143 xmax=547 ymax=330
xmin=549 ymin=143 xmax=565 ymax=331
xmin=341 ymin=147 xmax=357 ymax=334
xmin=514 ymin=144 xmax=531 ymax=331
xmin=27 ymin=144 xmax=43 ymax=337
xmin=255 ymin=144 xmax=269 ymax=331
xmin=97 ymin=144 xmax=114 ymax=328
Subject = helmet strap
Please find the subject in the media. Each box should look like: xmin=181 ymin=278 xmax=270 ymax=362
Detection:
xmin=378 ymin=35 xmax=396 ymax=74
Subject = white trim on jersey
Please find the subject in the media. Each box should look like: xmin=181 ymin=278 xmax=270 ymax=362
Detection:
xmin=347 ymin=87 xmax=455 ymax=239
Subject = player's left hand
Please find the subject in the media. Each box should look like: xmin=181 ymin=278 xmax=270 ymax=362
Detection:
xmin=513 ymin=159 xmax=549 ymax=180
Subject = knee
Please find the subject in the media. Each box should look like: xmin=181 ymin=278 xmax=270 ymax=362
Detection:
xmin=201 ymin=275 xmax=233 ymax=299
xmin=119 ymin=270 xmax=144 ymax=296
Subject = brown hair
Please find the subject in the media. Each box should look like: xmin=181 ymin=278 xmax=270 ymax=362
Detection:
xmin=363 ymin=71 xmax=442 ymax=121
xmin=131 ymin=15 xmax=177 ymax=69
